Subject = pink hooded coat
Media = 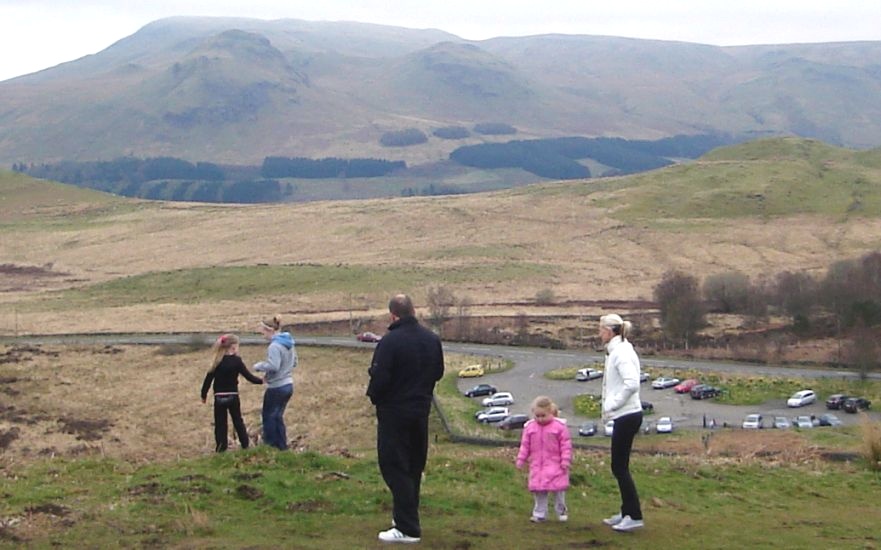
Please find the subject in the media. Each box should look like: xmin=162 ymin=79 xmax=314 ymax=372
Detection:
xmin=516 ymin=417 xmax=572 ymax=492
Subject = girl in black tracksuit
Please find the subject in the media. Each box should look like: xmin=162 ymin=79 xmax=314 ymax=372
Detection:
xmin=200 ymin=334 xmax=263 ymax=452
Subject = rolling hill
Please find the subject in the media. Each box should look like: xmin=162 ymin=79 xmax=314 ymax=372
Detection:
xmin=2 ymin=17 xmax=881 ymax=168
xmin=1 ymin=137 xmax=880 ymax=337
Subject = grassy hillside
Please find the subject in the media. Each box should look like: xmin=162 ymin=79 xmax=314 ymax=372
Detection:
xmin=549 ymin=138 xmax=881 ymax=221
xmin=1 ymin=343 xmax=879 ymax=548
xmin=2 ymin=138 xmax=881 ymax=336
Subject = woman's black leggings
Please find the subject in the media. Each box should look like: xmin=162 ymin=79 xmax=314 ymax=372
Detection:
xmin=611 ymin=411 xmax=643 ymax=520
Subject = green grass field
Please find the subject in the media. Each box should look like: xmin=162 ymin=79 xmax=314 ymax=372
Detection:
xmin=2 ymin=426 xmax=880 ymax=548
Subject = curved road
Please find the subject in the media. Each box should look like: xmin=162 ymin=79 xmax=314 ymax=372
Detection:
xmin=4 ymin=334 xmax=878 ymax=432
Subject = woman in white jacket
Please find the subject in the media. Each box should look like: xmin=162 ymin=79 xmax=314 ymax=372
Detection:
xmin=599 ymin=313 xmax=644 ymax=532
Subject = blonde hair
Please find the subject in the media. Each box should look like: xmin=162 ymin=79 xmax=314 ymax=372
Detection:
xmin=210 ymin=333 xmax=239 ymax=372
xmin=261 ymin=314 xmax=282 ymax=332
xmin=599 ymin=313 xmax=633 ymax=340
xmin=531 ymin=395 xmax=559 ymax=417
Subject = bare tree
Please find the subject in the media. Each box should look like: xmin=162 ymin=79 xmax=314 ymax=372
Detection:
xmin=426 ymin=286 xmax=456 ymax=335
xmin=703 ymin=271 xmax=751 ymax=313
xmin=455 ymin=295 xmax=473 ymax=340
xmin=654 ymin=270 xmax=706 ymax=349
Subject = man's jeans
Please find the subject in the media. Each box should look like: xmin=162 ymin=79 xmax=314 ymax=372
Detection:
xmin=262 ymin=383 xmax=293 ymax=449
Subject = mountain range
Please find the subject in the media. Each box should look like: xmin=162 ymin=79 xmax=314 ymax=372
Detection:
xmin=2 ymin=16 xmax=881 ymax=166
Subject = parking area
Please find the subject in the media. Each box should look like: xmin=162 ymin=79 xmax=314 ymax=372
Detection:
xmin=454 ymin=347 xmax=879 ymax=436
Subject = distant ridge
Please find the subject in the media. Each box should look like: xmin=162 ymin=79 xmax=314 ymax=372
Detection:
xmin=2 ymin=16 xmax=881 ymax=168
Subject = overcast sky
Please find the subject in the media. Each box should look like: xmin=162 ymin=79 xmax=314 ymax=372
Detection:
xmin=2 ymin=0 xmax=880 ymax=82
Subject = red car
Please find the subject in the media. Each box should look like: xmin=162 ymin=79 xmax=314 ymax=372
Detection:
xmin=356 ymin=331 xmax=382 ymax=343
xmin=674 ymin=379 xmax=700 ymax=393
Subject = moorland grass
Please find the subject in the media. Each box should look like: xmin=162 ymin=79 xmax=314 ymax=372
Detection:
xmin=20 ymin=262 xmax=555 ymax=310
xmin=2 ymin=434 xmax=880 ymax=548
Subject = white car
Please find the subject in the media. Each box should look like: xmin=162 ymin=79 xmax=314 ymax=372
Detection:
xmin=476 ymin=406 xmax=509 ymax=423
xmin=652 ymin=377 xmax=680 ymax=389
xmin=604 ymin=420 xmax=615 ymax=437
xmin=742 ymin=414 xmax=763 ymax=429
xmin=656 ymin=417 xmax=674 ymax=433
xmin=575 ymin=367 xmax=603 ymax=381
xmin=639 ymin=372 xmax=650 ymax=383
xmin=794 ymin=415 xmax=815 ymax=429
xmin=787 ymin=390 xmax=816 ymax=408
xmin=482 ymin=392 xmax=514 ymax=407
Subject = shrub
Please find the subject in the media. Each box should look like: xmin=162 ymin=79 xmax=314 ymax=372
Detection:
xmin=535 ymin=288 xmax=555 ymax=305
xmin=861 ymin=416 xmax=881 ymax=471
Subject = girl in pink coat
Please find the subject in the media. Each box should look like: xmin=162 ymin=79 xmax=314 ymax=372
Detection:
xmin=516 ymin=396 xmax=573 ymax=522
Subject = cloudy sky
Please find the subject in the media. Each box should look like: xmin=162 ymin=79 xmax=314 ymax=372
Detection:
xmin=2 ymin=0 xmax=880 ymax=82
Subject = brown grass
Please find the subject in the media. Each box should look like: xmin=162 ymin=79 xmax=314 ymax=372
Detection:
xmin=860 ymin=414 xmax=881 ymax=470
xmin=3 ymin=176 xmax=881 ymax=336
xmin=0 ymin=343 xmax=377 ymax=465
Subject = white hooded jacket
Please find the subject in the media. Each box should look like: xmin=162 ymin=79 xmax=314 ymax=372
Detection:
xmin=601 ymin=335 xmax=643 ymax=420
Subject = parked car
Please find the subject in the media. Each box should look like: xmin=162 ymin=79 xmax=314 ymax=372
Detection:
xmin=458 ymin=364 xmax=485 ymax=378
xmin=674 ymin=379 xmax=700 ymax=394
xmin=464 ymin=383 xmax=497 ymax=398
xmin=482 ymin=392 xmax=514 ymax=407
xmin=640 ymin=372 xmax=650 ymax=383
xmin=742 ymin=414 xmax=763 ymax=429
xmin=652 ymin=377 xmax=680 ymax=389
xmin=356 ymin=331 xmax=382 ymax=343
xmin=656 ymin=417 xmax=674 ymax=433
xmin=787 ymin=390 xmax=817 ymax=408
xmin=691 ymin=384 xmax=722 ymax=400
xmin=842 ymin=397 xmax=871 ymax=413
xmin=825 ymin=393 xmax=851 ymax=410
xmin=575 ymin=367 xmax=603 ymax=381
xmin=498 ymin=414 xmax=529 ymax=430
xmin=641 ymin=400 xmax=654 ymax=412
xmin=794 ymin=415 xmax=815 ymax=429
xmin=818 ymin=414 xmax=842 ymax=427
xmin=604 ymin=420 xmax=615 ymax=437
xmin=578 ymin=421 xmax=598 ymax=437
xmin=476 ymin=407 xmax=509 ymax=423
xmin=773 ymin=416 xmax=792 ymax=429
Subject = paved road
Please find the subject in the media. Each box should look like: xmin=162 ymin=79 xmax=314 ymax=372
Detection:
xmin=4 ymin=333 xmax=877 ymax=434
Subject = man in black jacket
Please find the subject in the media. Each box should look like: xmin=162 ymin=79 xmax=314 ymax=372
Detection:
xmin=367 ymin=294 xmax=445 ymax=544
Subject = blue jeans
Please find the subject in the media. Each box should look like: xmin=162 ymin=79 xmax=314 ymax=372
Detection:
xmin=262 ymin=384 xmax=293 ymax=450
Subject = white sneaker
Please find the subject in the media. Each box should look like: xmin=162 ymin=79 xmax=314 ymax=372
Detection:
xmin=558 ymin=514 xmax=568 ymax=522
xmin=612 ymin=515 xmax=644 ymax=532
xmin=602 ymin=513 xmax=622 ymax=526
xmin=529 ymin=516 xmax=546 ymax=523
xmin=378 ymin=527 xmax=420 ymax=543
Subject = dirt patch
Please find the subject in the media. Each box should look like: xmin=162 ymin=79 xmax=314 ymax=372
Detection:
xmin=0 ymin=263 xmax=68 ymax=292
xmin=57 ymin=417 xmax=113 ymax=441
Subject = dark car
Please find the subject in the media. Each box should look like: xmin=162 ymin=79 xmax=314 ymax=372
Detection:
xmin=497 ymin=414 xmax=529 ymax=430
xmin=690 ymin=384 xmax=721 ymax=400
xmin=843 ymin=397 xmax=871 ymax=413
xmin=578 ymin=421 xmax=597 ymax=437
xmin=825 ymin=394 xmax=851 ymax=410
xmin=641 ymin=400 xmax=654 ymax=412
xmin=464 ymin=383 xmax=498 ymax=398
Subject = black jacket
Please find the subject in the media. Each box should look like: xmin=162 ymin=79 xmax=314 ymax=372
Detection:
xmin=201 ymin=355 xmax=263 ymax=399
xmin=366 ymin=316 xmax=444 ymax=415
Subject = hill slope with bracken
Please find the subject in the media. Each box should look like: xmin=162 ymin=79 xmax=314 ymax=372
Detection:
xmin=1 ymin=137 xmax=880 ymax=336
xmin=3 ymin=17 xmax=881 ymax=167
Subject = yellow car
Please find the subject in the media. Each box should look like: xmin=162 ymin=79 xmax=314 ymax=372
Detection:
xmin=457 ymin=364 xmax=485 ymax=378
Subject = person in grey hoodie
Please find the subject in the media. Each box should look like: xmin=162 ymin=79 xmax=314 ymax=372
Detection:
xmin=255 ymin=314 xmax=296 ymax=450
